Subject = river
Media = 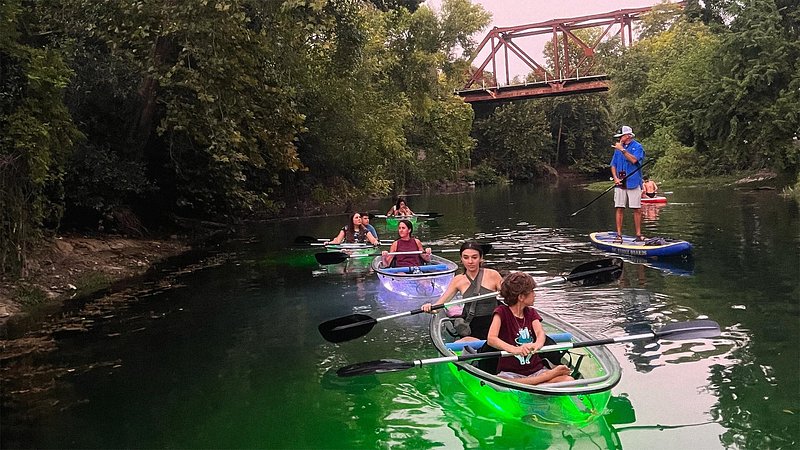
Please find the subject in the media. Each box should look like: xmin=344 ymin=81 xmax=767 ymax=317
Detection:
xmin=1 ymin=181 xmax=798 ymax=449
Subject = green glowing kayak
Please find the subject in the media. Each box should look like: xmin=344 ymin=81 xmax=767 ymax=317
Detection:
xmin=385 ymin=214 xmax=418 ymax=230
xmin=429 ymin=309 xmax=621 ymax=426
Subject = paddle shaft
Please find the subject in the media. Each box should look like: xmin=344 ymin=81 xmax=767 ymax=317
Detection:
xmin=336 ymin=264 xmax=620 ymax=330
xmin=571 ymin=159 xmax=652 ymax=217
xmin=398 ymin=321 xmax=720 ymax=368
xmin=327 ymin=262 xmax=621 ymax=333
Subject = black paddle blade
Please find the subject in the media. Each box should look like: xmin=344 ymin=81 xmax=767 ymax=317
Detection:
xmin=655 ymin=320 xmax=721 ymax=340
xmin=294 ymin=235 xmax=321 ymax=245
xmin=337 ymin=359 xmax=415 ymax=377
xmin=568 ymin=258 xmax=624 ymax=286
xmin=314 ymin=251 xmax=350 ymax=265
xmin=318 ymin=313 xmax=377 ymax=343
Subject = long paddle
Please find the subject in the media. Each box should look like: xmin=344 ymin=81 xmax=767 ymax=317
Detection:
xmin=570 ymin=159 xmax=652 ymax=217
xmin=336 ymin=319 xmax=720 ymax=377
xmin=293 ymin=235 xmax=393 ymax=246
xmin=318 ymin=258 xmax=623 ymax=343
xmin=374 ymin=212 xmax=443 ymax=219
xmin=316 ymin=242 xmax=493 ymax=265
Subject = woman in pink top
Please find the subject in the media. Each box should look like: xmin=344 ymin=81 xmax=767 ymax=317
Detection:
xmin=381 ymin=219 xmax=431 ymax=267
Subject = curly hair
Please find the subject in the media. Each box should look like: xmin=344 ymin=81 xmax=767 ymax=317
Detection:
xmin=500 ymin=272 xmax=537 ymax=306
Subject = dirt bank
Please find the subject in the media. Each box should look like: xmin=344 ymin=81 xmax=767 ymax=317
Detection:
xmin=0 ymin=234 xmax=191 ymax=328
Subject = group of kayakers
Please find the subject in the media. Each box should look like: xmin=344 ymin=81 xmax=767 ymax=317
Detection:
xmin=329 ymin=212 xmax=380 ymax=245
xmin=323 ymin=125 xmax=654 ymax=386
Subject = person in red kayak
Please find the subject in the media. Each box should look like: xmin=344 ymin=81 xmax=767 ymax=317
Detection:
xmin=641 ymin=176 xmax=659 ymax=199
xmin=487 ymin=272 xmax=573 ymax=385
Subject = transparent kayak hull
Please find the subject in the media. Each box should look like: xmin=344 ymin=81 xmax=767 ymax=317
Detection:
xmin=429 ymin=310 xmax=622 ymax=426
xmin=371 ymin=254 xmax=457 ymax=299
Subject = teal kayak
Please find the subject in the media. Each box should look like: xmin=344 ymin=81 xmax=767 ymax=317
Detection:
xmin=429 ymin=309 xmax=621 ymax=426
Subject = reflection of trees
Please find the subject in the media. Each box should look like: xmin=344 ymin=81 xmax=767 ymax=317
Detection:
xmin=707 ymin=337 xmax=800 ymax=448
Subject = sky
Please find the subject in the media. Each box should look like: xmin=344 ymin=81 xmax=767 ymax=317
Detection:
xmin=424 ymin=0 xmax=670 ymax=79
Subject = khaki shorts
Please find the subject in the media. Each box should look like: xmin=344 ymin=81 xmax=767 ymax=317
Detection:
xmin=614 ymin=187 xmax=642 ymax=208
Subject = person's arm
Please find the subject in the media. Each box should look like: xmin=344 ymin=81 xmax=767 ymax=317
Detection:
xmin=382 ymin=241 xmax=398 ymax=266
xmin=366 ymin=231 xmax=378 ymax=245
xmin=531 ymin=319 xmax=546 ymax=352
xmin=330 ymin=229 xmax=345 ymax=244
xmin=487 ymin=269 xmax=504 ymax=292
xmin=415 ymin=239 xmax=431 ymax=262
xmin=421 ymin=275 xmax=463 ymax=312
xmin=653 ymin=180 xmax=658 ymax=192
xmin=487 ymin=314 xmax=524 ymax=355
xmin=387 ymin=206 xmax=395 ymax=216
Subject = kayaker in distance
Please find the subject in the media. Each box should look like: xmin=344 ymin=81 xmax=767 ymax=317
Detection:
xmin=330 ymin=212 xmax=379 ymax=245
xmin=487 ymin=272 xmax=574 ymax=385
xmin=642 ymin=176 xmax=658 ymax=198
xmin=611 ymin=125 xmax=646 ymax=243
xmin=386 ymin=196 xmax=414 ymax=217
xmin=381 ymin=219 xmax=431 ymax=267
xmin=421 ymin=241 xmax=503 ymax=342
xmin=360 ymin=212 xmax=378 ymax=240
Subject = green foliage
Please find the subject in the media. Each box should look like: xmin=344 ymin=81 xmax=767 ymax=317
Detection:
xmin=609 ymin=1 xmax=799 ymax=177
xmin=13 ymin=284 xmax=49 ymax=307
xmin=642 ymin=127 xmax=705 ymax=179
xmin=1 ymin=0 xmax=81 ymax=275
xmin=473 ymin=101 xmax=554 ymax=180
xmin=465 ymin=162 xmax=505 ymax=185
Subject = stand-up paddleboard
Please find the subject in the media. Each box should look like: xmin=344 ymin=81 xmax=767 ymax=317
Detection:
xmin=590 ymin=232 xmax=692 ymax=258
xmin=641 ymin=196 xmax=667 ymax=204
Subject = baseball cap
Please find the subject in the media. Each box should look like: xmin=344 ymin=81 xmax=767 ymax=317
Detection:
xmin=613 ymin=125 xmax=635 ymax=138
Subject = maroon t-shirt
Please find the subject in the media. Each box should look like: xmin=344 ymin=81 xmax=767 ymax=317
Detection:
xmin=493 ymin=305 xmax=544 ymax=375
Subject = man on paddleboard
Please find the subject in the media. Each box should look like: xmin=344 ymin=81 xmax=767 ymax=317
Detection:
xmin=611 ymin=125 xmax=645 ymax=242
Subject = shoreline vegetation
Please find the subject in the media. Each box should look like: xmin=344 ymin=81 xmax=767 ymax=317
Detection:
xmin=1 ymin=171 xmax=793 ymax=335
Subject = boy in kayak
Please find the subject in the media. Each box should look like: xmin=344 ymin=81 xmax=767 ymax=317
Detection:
xmin=360 ymin=212 xmax=378 ymax=240
xmin=420 ymin=241 xmax=503 ymax=341
xmin=641 ymin=176 xmax=658 ymax=198
xmin=487 ymin=272 xmax=573 ymax=385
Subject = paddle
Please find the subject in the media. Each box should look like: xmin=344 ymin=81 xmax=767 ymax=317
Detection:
xmin=336 ymin=319 xmax=720 ymax=377
xmin=374 ymin=212 xmax=443 ymax=219
xmin=293 ymin=235 xmax=393 ymax=246
xmin=415 ymin=212 xmax=443 ymax=219
xmin=570 ymin=159 xmax=652 ymax=217
xmin=318 ymin=258 xmax=623 ymax=343
xmin=316 ymin=242 xmax=493 ymax=265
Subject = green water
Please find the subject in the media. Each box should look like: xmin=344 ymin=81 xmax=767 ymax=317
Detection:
xmin=2 ymin=182 xmax=798 ymax=449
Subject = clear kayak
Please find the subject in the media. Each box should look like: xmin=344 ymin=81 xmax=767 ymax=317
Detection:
xmin=429 ymin=309 xmax=622 ymax=426
xmin=371 ymin=254 xmax=457 ymax=299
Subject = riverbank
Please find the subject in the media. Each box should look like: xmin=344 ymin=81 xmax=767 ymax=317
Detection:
xmin=0 ymin=234 xmax=192 ymax=329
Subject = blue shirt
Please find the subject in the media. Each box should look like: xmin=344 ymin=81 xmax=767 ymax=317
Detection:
xmin=610 ymin=139 xmax=645 ymax=189
xmin=365 ymin=224 xmax=378 ymax=240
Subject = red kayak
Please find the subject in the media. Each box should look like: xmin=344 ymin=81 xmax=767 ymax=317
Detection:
xmin=641 ymin=196 xmax=667 ymax=204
